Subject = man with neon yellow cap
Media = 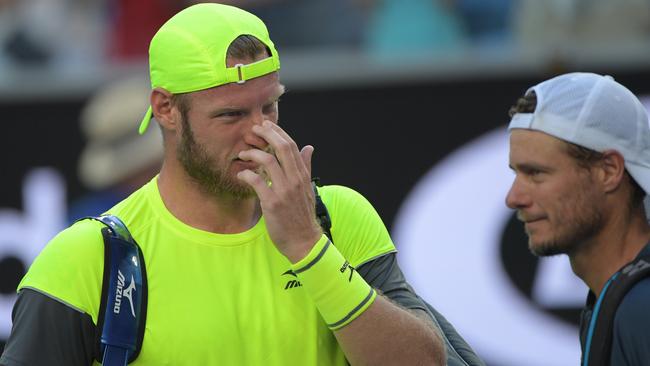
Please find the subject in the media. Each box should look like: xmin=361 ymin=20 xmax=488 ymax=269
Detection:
xmin=1 ymin=4 xmax=460 ymax=365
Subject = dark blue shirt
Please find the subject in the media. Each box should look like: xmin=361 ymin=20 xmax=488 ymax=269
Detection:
xmin=579 ymin=244 xmax=650 ymax=365
xmin=610 ymin=277 xmax=650 ymax=365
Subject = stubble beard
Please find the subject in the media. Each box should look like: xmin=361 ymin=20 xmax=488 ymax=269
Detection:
xmin=177 ymin=116 xmax=257 ymax=200
xmin=527 ymin=190 xmax=603 ymax=257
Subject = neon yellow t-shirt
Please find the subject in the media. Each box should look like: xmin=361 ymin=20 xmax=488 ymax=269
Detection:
xmin=19 ymin=178 xmax=395 ymax=365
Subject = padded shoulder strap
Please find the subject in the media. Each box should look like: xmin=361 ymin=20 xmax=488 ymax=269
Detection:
xmin=81 ymin=215 xmax=148 ymax=365
xmin=312 ymin=178 xmax=332 ymax=241
xmin=583 ymin=255 xmax=650 ymax=366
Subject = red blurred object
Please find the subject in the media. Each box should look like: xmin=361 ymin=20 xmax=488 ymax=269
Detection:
xmin=108 ymin=0 xmax=182 ymax=61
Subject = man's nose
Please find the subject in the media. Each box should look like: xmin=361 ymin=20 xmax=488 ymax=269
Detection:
xmin=505 ymin=177 xmax=530 ymax=209
xmin=243 ymin=112 xmax=269 ymax=150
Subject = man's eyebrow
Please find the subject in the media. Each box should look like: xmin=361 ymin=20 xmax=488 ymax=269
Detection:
xmin=207 ymin=106 xmax=240 ymax=117
xmin=511 ymin=162 xmax=553 ymax=172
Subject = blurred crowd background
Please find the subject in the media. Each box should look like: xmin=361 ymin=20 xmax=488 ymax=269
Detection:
xmin=1 ymin=0 xmax=649 ymax=73
xmin=2 ymin=1 xmax=650 ymax=365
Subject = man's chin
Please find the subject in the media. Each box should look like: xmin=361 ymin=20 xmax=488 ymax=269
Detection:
xmin=225 ymin=182 xmax=257 ymax=200
xmin=528 ymin=239 xmax=569 ymax=257
xmin=193 ymin=175 xmax=257 ymax=200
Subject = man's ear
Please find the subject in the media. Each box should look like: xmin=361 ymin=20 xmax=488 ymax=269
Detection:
xmin=151 ymin=88 xmax=179 ymax=131
xmin=599 ymin=150 xmax=626 ymax=194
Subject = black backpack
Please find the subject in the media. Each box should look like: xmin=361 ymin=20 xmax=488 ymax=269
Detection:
xmin=581 ymin=254 xmax=650 ymax=366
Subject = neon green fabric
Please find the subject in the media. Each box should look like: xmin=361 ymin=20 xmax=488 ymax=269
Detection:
xmin=292 ymin=235 xmax=377 ymax=330
xmin=139 ymin=3 xmax=281 ymax=134
xmin=18 ymin=178 xmax=395 ymax=365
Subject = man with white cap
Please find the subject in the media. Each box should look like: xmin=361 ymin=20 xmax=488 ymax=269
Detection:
xmin=506 ymin=72 xmax=650 ymax=365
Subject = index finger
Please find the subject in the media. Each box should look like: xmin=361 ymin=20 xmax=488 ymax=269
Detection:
xmin=252 ymin=121 xmax=303 ymax=178
xmin=266 ymin=122 xmax=311 ymax=178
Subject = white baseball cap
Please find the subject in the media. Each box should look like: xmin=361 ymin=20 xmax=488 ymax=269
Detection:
xmin=508 ymin=72 xmax=650 ymax=197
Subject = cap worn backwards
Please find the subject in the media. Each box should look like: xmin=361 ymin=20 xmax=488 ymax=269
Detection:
xmin=508 ymin=72 xmax=650 ymax=196
xmin=139 ymin=3 xmax=281 ymax=134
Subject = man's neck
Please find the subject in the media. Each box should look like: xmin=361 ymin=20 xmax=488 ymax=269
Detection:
xmin=156 ymin=167 xmax=261 ymax=234
xmin=570 ymin=210 xmax=650 ymax=298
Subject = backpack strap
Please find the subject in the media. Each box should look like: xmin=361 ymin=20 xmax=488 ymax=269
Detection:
xmin=582 ymin=254 xmax=650 ymax=366
xmin=312 ymin=178 xmax=332 ymax=242
xmin=81 ymin=215 xmax=148 ymax=365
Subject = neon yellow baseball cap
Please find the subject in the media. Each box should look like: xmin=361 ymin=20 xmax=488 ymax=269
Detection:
xmin=139 ymin=3 xmax=281 ymax=134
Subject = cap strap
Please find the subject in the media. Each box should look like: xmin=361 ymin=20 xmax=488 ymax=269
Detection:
xmin=225 ymin=57 xmax=279 ymax=84
xmin=508 ymin=112 xmax=534 ymax=130
xmin=138 ymin=106 xmax=154 ymax=135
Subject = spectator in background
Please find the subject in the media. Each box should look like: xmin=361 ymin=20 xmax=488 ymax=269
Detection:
xmin=453 ymin=0 xmax=513 ymax=46
xmin=514 ymin=0 xmax=650 ymax=51
xmin=68 ymin=76 xmax=163 ymax=222
xmin=364 ymin=0 xmax=466 ymax=59
xmin=0 ymin=0 xmax=56 ymax=66
xmin=0 ymin=0 xmax=105 ymax=69
xmin=107 ymin=0 xmax=183 ymax=60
